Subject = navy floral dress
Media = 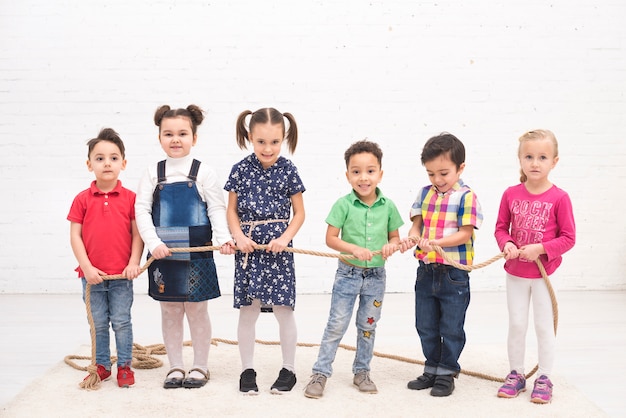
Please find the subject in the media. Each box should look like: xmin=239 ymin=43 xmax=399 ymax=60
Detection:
xmin=224 ymin=154 xmax=305 ymax=310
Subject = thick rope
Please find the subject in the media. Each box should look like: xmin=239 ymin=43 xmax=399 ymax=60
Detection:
xmin=426 ymin=243 xmax=558 ymax=381
xmin=75 ymin=242 xmax=557 ymax=387
xmin=78 ymin=283 xmax=98 ymax=389
xmin=100 ymin=245 xmax=378 ymax=280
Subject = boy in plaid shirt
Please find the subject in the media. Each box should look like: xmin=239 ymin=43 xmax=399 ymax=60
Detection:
xmin=399 ymin=132 xmax=483 ymax=397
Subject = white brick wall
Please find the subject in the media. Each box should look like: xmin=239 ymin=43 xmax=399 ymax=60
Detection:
xmin=1 ymin=0 xmax=625 ymax=293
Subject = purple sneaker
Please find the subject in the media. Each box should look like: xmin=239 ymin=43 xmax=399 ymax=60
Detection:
xmin=531 ymin=375 xmax=553 ymax=404
xmin=497 ymin=370 xmax=526 ymax=398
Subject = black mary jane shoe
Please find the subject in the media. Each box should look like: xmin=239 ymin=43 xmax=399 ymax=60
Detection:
xmin=163 ymin=368 xmax=186 ymax=389
xmin=182 ymin=368 xmax=210 ymax=389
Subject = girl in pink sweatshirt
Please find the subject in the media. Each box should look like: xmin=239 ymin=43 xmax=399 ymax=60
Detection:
xmin=494 ymin=129 xmax=576 ymax=404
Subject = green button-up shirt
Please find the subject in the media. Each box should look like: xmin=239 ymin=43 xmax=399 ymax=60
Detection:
xmin=326 ymin=188 xmax=404 ymax=268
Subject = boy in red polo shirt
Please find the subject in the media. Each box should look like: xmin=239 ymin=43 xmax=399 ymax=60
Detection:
xmin=68 ymin=128 xmax=144 ymax=387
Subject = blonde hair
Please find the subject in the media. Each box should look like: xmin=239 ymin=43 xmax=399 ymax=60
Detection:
xmin=518 ymin=129 xmax=558 ymax=182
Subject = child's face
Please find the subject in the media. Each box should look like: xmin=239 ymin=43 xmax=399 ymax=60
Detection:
xmin=345 ymin=152 xmax=383 ymax=204
xmin=519 ymin=139 xmax=558 ymax=183
xmin=87 ymin=140 xmax=126 ymax=184
xmin=423 ymin=153 xmax=464 ymax=194
xmin=159 ymin=116 xmax=197 ymax=158
xmin=250 ymin=122 xmax=284 ymax=169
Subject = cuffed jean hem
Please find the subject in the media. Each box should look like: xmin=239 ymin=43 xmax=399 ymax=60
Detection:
xmin=312 ymin=261 xmax=386 ymax=378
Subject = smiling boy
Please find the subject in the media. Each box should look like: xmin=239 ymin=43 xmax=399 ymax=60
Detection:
xmin=399 ymin=132 xmax=483 ymax=397
xmin=304 ymin=139 xmax=403 ymax=399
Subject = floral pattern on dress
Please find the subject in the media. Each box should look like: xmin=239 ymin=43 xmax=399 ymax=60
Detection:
xmin=224 ymin=154 xmax=305 ymax=309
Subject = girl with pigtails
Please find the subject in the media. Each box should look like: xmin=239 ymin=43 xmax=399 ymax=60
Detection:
xmin=221 ymin=107 xmax=306 ymax=394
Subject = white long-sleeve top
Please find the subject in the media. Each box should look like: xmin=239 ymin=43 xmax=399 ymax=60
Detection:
xmin=135 ymin=154 xmax=231 ymax=253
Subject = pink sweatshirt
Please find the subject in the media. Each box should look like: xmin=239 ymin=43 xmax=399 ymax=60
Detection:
xmin=495 ymin=183 xmax=576 ymax=278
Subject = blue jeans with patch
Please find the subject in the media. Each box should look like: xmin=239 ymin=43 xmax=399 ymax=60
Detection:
xmin=414 ymin=261 xmax=470 ymax=376
xmin=82 ymin=278 xmax=134 ymax=368
xmin=312 ymin=261 xmax=386 ymax=377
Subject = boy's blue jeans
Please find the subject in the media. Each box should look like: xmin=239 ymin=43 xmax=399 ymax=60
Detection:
xmin=414 ymin=261 xmax=470 ymax=376
xmin=312 ymin=261 xmax=386 ymax=377
xmin=81 ymin=278 xmax=134 ymax=368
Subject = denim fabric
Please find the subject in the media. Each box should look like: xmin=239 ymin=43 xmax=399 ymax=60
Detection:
xmin=414 ymin=261 xmax=470 ymax=375
xmin=82 ymin=278 xmax=134 ymax=367
xmin=148 ymin=173 xmax=219 ymax=302
xmin=312 ymin=261 xmax=386 ymax=377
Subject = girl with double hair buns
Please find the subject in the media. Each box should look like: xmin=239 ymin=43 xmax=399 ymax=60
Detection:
xmin=135 ymin=104 xmax=233 ymax=389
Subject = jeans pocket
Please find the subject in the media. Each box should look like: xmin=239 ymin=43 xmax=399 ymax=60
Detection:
xmin=446 ymin=268 xmax=470 ymax=286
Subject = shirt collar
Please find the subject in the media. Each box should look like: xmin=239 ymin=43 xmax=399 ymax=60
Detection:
xmin=166 ymin=154 xmax=193 ymax=166
xmin=90 ymin=180 xmax=122 ymax=195
xmin=247 ymin=153 xmax=287 ymax=170
xmin=433 ymin=179 xmax=464 ymax=197
xmin=349 ymin=187 xmax=386 ymax=206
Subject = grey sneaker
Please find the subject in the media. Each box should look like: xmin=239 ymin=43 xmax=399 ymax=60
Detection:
xmin=353 ymin=371 xmax=378 ymax=393
xmin=304 ymin=373 xmax=327 ymax=398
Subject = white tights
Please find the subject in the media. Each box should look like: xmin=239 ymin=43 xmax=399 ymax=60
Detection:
xmin=506 ymin=274 xmax=556 ymax=377
xmin=160 ymin=301 xmax=211 ymax=378
xmin=238 ymin=299 xmax=297 ymax=372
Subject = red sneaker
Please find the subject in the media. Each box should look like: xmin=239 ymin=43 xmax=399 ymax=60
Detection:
xmin=117 ymin=365 xmax=135 ymax=388
xmin=84 ymin=364 xmax=111 ymax=382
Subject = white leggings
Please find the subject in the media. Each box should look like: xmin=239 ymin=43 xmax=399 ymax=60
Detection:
xmin=160 ymin=301 xmax=211 ymax=372
xmin=238 ymin=299 xmax=297 ymax=372
xmin=506 ymin=273 xmax=556 ymax=377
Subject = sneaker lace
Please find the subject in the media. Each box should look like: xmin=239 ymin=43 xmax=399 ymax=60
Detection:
xmin=310 ymin=374 xmax=325 ymax=384
xmin=505 ymin=372 xmax=524 ymax=386
xmin=534 ymin=376 xmax=552 ymax=389
xmin=359 ymin=372 xmax=373 ymax=385
xmin=277 ymin=369 xmax=292 ymax=382
xmin=242 ymin=370 xmax=256 ymax=381
xmin=97 ymin=365 xmax=110 ymax=379
xmin=504 ymin=376 xmax=518 ymax=386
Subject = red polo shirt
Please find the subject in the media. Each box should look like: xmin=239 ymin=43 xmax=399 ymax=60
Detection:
xmin=67 ymin=180 xmax=136 ymax=278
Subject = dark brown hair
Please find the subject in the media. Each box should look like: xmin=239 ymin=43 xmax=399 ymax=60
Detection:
xmin=235 ymin=107 xmax=298 ymax=153
xmin=154 ymin=104 xmax=204 ymax=134
xmin=86 ymin=128 xmax=125 ymax=158
xmin=344 ymin=139 xmax=383 ymax=168
xmin=421 ymin=132 xmax=465 ymax=169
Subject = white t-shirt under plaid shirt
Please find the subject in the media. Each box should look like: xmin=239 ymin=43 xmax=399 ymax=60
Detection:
xmin=409 ymin=179 xmax=483 ymax=265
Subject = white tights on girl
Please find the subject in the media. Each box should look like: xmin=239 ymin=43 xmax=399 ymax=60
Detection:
xmin=506 ymin=273 xmax=556 ymax=377
xmin=238 ymin=298 xmax=297 ymax=372
xmin=161 ymin=300 xmax=212 ymax=379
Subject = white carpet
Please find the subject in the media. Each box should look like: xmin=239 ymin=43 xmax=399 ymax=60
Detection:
xmin=1 ymin=341 xmax=606 ymax=418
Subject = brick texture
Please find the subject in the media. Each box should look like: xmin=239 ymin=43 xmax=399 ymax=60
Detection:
xmin=1 ymin=1 xmax=625 ymax=293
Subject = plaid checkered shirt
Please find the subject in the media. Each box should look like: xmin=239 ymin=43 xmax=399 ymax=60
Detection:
xmin=410 ymin=180 xmax=483 ymax=265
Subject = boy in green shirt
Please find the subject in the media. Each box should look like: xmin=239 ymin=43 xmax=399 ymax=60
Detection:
xmin=304 ymin=140 xmax=404 ymax=398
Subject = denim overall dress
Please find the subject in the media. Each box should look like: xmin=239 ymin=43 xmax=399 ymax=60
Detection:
xmin=148 ymin=159 xmax=220 ymax=302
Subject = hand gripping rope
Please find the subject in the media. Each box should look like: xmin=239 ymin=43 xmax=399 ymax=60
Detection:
xmin=66 ymin=240 xmax=557 ymax=390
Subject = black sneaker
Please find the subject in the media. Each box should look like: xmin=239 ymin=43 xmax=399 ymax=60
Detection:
xmin=430 ymin=375 xmax=455 ymax=397
xmin=270 ymin=368 xmax=297 ymax=393
xmin=407 ymin=372 xmax=436 ymax=390
xmin=239 ymin=368 xmax=258 ymax=394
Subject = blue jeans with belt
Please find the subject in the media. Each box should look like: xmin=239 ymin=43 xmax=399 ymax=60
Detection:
xmin=414 ymin=261 xmax=470 ymax=376
xmin=312 ymin=261 xmax=386 ymax=377
xmin=82 ymin=278 xmax=134 ymax=368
